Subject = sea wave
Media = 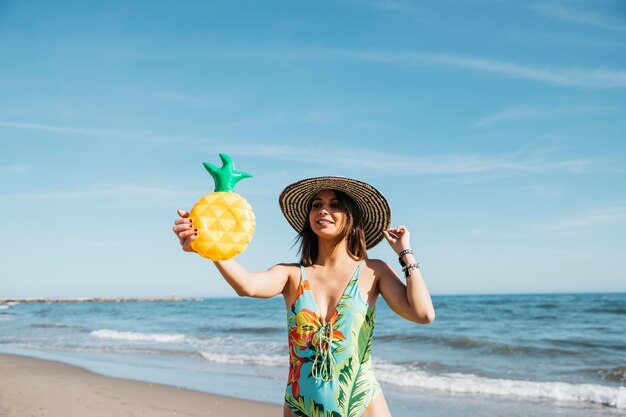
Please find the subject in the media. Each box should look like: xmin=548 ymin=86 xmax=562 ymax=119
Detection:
xmin=586 ymin=307 xmax=626 ymax=315
xmin=376 ymin=333 xmax=576 ymax=356
xmin=375 ymin=361 xmax=626 ymax=409
xmin=230 ymin=326 xmax=284 ymax=335
xmin=197 ymin=325 xmax=283 ymax=335
xmin=0 ymin=305 xmax=10 ymax=310
xmin=29 ymin=323 xmax=84 ymax=330
xmin=0 ymin=312 xmax=14 ymax=320
xmin=544 ymin=337 xmax=618 ymax=351
xmin=188 ymin=336 xmax=287 ymax=354
xmin=90 ymin=329 xmax=186 ymax=343
xmin=598 ymin=366 xmax=626 ymax=383
xmin=199 ymin=351 xmax=286 ymax=367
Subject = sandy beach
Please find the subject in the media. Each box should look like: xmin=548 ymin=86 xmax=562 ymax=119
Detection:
xmin=0 ymin=353 xmax=282 ymax=417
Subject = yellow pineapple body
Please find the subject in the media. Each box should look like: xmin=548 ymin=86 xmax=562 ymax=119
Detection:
xmin=189 ymin=192 xmax=255 ymax=261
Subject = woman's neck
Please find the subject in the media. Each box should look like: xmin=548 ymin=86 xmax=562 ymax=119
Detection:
xmin=315 ymin=239 xmax=355 ymax=267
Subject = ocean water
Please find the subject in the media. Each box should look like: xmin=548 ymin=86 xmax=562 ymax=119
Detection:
xmin=1 ymin=293 xmax=625 ymax=417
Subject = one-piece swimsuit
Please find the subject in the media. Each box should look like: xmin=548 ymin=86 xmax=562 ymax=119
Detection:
xmin=285 ymin=260 xmax=381 ymax=417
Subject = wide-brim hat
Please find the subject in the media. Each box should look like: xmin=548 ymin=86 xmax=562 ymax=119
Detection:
xmin=278 ymin=176 xmax=392 ymax=249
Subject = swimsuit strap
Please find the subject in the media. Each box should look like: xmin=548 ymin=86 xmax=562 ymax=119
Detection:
xmin=298 ymin=264 xmax=310 ymax=295
xmin=350 ymin=259 xmax=365 ymax=284
xmin=299 ymin=263 xmax=309 ymax=283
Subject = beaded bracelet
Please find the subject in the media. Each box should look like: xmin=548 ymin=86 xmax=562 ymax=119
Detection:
xmin=398 ymin=248 xmax=413 ymax=267
xmin=402 ymin=263 xmax=420 ymax=278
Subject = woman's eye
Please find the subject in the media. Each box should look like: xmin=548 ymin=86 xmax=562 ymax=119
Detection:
xmin=310 ymin=202 xmax=340 ymax=210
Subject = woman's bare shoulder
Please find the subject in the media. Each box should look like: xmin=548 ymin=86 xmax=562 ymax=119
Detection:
xmin=271 ymin=262 xmax=301 ymax=269
xmin=269 ymin=263 xmax=301 ymax=276
xmin=364 ymin=258 xmax=395 ymax=276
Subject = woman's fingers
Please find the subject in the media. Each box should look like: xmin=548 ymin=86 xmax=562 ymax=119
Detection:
xmin=385 ymin=226 xmax=407 ymax=238
xmin=382 ymin=229 xmax=397 ymax=240
xmin=173 ymin=209 xmax=197 ymax=251
xmin=173 ymin=210 xmax=194 ymax=237
xmin=173 ymin=221 xmax=194 ymax=232
xmin=174 ymin=216 xmax=193 ymax=226
xmin=178 ymin=228 xmax=197 ymax=241
xmin=384 ymin=226 xmax=412 ymax=253
xmin=182 ymin=235 xmax=198 ymax=252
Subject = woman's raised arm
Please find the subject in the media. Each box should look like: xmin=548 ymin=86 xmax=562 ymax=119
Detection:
xmin=212 ymin=260 xmax=290 ymax=298
xmin=173 ymin=209 xmax=290 ymax=298
xmin=378 ymin=226 xmax=435 ymax=324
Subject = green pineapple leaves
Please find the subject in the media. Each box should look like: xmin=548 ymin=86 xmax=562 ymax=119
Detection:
xmin=202 ymin=153 xmax=253 ymax=193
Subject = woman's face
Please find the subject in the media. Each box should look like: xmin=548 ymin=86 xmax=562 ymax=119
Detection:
xmin=308 ymin=190 xmax=346 ymax=241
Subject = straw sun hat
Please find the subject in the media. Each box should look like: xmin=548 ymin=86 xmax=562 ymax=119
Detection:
xmin=278 ymin=176 xmax=392 ymax=249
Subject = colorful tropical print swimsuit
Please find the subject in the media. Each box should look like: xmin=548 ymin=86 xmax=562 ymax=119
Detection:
xmin=285 ymin=260 xmax=381 ymax=417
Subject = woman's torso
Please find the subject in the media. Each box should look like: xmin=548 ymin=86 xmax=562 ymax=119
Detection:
xmin=283 ymin=260 xmax=383 ymax=417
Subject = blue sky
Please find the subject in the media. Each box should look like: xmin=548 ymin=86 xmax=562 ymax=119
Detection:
xmin=1 ymin=0 xmax=625 ymax=298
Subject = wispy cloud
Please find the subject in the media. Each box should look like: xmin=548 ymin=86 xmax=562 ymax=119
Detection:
xmin=0 ymin=120 xmax=128 ymax=137
xmin=530 ymin=4 xmax=626 ymax=33
xmin=0 ymin=184 xmax=197 ymax=203
xmin=524 ymin=184 xmax=565 ymax=199
xmin=228 ymin=143 xmax=596 ymax=176
xmin=0 ymin=120 xmax=193 ymax=143
xmin=548 ymin=249 xmax=595 ymax=261
xmin=518 ymin=207 xmax=626 ymax=236
xmin=346 ymin=51 xmax=626 ymax=88
xmin=474 ymin=105 xmax=605 ymax=127
xmin=206 ymin=113 xmax=290 ymax=132
xmin=0 ymin=163 xmax=31 ymax=174
xmin=339 ymin=0 xmax=418 ymax=12
xmin=361 ymin=0 xmax=416 ymax=12
xmin=204 ymin=48 xmax=626 ymax=89
xmin=298 ymin=110 xmax=342 ymax=124
xmin=150 ymin=92 xmax=234 ymax=110
xmin=349 ymin=149 xmax=593 ymax=175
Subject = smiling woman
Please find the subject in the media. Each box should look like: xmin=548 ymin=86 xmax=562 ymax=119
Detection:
xmin=173 ymin=175 xmax=435 ymax=417
xmin=301 ymin=189 xmax=367 ymax=267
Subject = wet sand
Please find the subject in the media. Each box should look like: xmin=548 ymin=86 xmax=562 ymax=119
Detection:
xmin=0 ymin=353 xmax=282 ymax=417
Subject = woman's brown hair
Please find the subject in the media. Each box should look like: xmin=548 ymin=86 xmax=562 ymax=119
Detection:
xmin=297 ymin=190 xmax=368 ymax=266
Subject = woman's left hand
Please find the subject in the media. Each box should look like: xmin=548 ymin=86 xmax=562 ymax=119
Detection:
xmin=383 ymin=226 xmax=412 ymax=255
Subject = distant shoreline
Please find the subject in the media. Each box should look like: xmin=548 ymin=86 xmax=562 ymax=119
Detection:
xmin=0 ymin=297 xmax=202 ymax=303
xmin=2 ymin=291 xmax=625 ymax=303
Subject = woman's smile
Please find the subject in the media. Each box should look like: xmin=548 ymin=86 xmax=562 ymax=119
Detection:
xmin=309 ymin=190 xmax=344 ymax=235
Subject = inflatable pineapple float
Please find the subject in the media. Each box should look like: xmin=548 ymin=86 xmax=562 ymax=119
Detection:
xmin=189 ymin=154 xmax=255 ymax=260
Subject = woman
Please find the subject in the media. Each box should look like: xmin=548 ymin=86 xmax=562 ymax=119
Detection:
xmin=173 ymin=176 xmax=435 ymax=417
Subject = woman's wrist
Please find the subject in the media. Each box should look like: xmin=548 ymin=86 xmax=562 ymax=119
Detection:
xmin=397 ymin=248 xmax=415 ymax=266
xmin=397 ymin=248 xmax=419 ymax=278
xmin=402 ymin=262 xmax=420 ymax=278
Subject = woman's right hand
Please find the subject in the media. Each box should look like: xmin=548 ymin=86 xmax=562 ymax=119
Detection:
xmin=172 ymin=209 xmax=197 ymax=252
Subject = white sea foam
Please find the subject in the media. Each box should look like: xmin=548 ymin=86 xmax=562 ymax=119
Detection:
xmin=90 ymin=329 xmax=186 ymax=343
xmin=187 ymin=336 xmax=287 ymax=355
xmin=0 ymin=305 xmax=10 ymax=310
xmin=375 ymin=360 xmax=626 ymax=409
xmin=200 ymin=351 xmax=286 ymax=368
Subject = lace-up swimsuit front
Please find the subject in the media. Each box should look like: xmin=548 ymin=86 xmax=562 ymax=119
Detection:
xmin=285 ymin=260 xmax=381 ymax=417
